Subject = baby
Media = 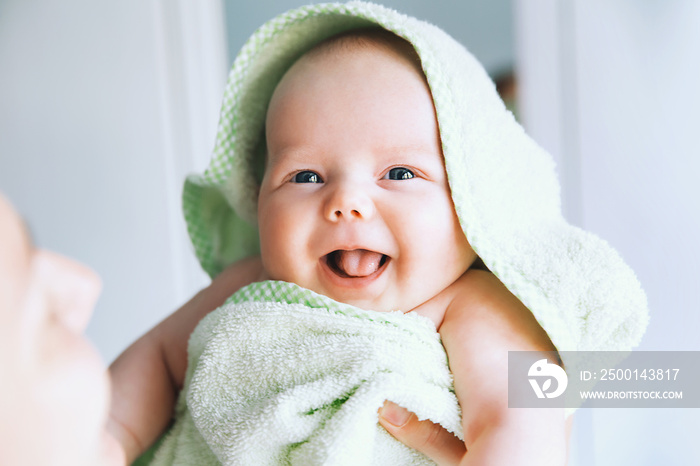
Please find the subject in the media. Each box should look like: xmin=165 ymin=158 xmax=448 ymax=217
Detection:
xmin=255 ymin=32 xmax=565 ymax=465
xmin=108 ymin=28 xmax=566 ymax=466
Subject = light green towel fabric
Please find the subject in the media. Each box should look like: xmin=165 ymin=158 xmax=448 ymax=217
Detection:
xmin=161 ymin=1 xmax=650 ymax=463
xmin=151 ymin=281 xmax=461 ymax=465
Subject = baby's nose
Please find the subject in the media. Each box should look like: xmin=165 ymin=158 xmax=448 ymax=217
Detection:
xmin=324 ymin=184 xmax=375 ymax=222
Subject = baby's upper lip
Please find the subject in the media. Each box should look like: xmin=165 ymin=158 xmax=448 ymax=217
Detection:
xmin=322 ymin=245 xmax=388 ymax=258
xmin=319 ymin=229 xmax=393 ymax=259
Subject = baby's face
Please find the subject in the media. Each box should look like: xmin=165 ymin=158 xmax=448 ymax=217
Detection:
xmin=258 ymin=44 xmax=476 ymax=312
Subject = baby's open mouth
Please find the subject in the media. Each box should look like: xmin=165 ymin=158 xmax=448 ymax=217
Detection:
xmin=325 ymin=249 xmax=388 ymax=278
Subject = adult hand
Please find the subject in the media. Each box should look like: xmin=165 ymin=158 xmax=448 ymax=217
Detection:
xmin=380 ymin=400 xmax=574 ymax=465
xmin=378 ymin=401 xmax=466 ymax=466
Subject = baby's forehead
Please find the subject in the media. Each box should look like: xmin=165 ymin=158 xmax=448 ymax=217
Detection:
xmin=298 ymin=28 xmax=424 ymax=79
xmin=267 ymin=29 xmax=430 ymax=120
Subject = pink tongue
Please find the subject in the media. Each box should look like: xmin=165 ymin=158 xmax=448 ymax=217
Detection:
xmin=335 ymin=249 xmax=383 ymax=277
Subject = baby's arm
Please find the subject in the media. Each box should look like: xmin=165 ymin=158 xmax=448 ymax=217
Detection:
xmin=440 ymin=269 xmax=566 ymax=465
xmin=107 ymin=256 xmax=264 ymax=463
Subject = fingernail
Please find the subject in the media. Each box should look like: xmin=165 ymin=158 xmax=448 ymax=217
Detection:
xmin=379 ymin=401 xmax=411 ymax=427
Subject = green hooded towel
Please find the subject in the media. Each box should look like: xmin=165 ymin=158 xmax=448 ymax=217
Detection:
xmin=149 ymin=2 xmax=649 ymax=465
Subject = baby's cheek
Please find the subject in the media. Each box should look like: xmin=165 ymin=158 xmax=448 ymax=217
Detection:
xmin=259 ymin=226 xmax=305 ymax=283
xmin=258 ymin=208 xmax=287 ymax=258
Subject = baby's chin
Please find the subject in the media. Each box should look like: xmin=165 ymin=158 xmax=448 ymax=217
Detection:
xmin=262 ymin=266 xmax=425 ymax=313
xmin=318 ymin=287 xmax=421 ymax=314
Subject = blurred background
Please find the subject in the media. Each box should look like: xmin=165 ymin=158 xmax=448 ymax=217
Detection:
xmin=1 ymin=0 xmax=698 ymax=464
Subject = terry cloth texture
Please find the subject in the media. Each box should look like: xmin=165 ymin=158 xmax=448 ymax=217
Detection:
xmin=150 ymin=281 xmax=461 ymax=465
xmin=169 ymin=1 xmax=649 ymax=463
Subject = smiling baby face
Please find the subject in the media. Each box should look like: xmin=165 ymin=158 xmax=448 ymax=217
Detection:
xmin=257 ymin=31 xmax=476 ymax=312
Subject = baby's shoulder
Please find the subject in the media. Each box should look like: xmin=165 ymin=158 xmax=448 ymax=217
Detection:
xmin=443 ymin=268 xmax=524 ymax=326
xmin=408 ymin=269 xmax=495 ymax=329
xmin=441 ymin=269 xmax=556 ymax=354
xmin=447 ymin=268 xmax=502 ymax=305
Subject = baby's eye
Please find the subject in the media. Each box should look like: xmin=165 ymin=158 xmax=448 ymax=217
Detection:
xmin=291 ymin=171 xmax=323 ymax=183
xmin=384 ymin=167 xmax=415 ymax=180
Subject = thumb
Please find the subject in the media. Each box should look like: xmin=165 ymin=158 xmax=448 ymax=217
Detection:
xmin=378 ymin=400 xmax=465 ymax=466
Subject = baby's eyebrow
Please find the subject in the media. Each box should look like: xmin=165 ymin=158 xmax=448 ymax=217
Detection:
xmin=376 ymin=147 xmax=445 ymax=167
xmin=377 ymin=142 xmax=441 ymax=156
xmin=267 ymin=147 xmax=318 ymax=165
xmin=268 ymin=144 xmax=442 ymax=167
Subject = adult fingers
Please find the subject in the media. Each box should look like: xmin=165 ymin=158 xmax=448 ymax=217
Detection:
xmin=378 ymin=400 xmax=466 ymax=466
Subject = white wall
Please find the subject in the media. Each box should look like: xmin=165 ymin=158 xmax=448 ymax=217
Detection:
xmin=515 ymin=1 xmax=700 ymax=464
xmin=0 ymin=0 xmax=227 ymax=363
